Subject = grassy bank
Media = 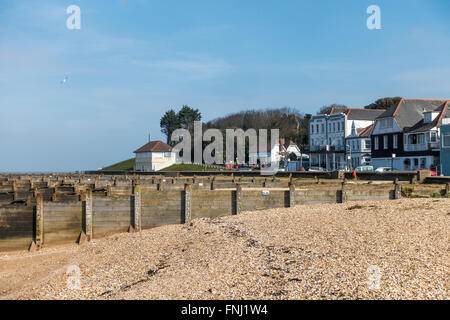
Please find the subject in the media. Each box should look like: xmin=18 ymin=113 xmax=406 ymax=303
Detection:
xmin=103 ymin=158 xmax=135 ymax=171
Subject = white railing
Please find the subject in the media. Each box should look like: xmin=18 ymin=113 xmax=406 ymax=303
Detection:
xmin=404 ymin=142 xmax=439 ymax=152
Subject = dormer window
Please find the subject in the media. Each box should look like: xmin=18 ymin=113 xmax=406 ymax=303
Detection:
xmin=424 ymin=112 xmax=439 ymax=123
xmin=380 ymin=118 xmax=394 ymax=129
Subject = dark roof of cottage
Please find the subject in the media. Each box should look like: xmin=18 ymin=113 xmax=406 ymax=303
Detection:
xmin=346 ymin=108 xmax=385 ymax=121
xmin=329 ymin=107 xmax=385 ymax=121
xmin=377 ymin=99 xmax=449 ymax=132
xmin=134 ymin=140 xmax=173 ymax=153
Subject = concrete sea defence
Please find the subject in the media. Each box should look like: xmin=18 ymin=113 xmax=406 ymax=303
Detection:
xmin=0 ymin=173 xmax=448 ymax=252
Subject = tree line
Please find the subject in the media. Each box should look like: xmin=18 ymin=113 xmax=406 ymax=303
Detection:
xmin=160 ymin=97 xmax=402 ymax=154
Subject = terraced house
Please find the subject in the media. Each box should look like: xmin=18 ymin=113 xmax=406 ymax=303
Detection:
xmin=440 ymin=124 xmax=450 ymax=176
xmin=346 ymin=123 xmax=373 ymax=169
xmin=371 ymin=99 xmax=450 ymax=172
xmin=309 ymin=107 xmax=384 ymax=170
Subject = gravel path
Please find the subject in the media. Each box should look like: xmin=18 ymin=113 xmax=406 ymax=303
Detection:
xmin=1 ymin=198 xmax=448 ymax=300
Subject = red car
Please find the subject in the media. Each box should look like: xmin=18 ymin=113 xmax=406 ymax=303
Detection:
xmin=415 ymin=168 xmax=437 ymax=176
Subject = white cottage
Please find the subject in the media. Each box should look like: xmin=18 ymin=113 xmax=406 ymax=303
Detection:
xmin=134 ymin=140 xmax=176 ymax=171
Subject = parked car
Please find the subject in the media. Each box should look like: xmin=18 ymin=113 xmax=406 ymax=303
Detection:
xmin=375 ymin=167 xmax=393 ymax=172
xmin=308 ymin=167 xmax=326 ymax=172
xmin=414 ymin=168 xmax=437 ymax=176
xmin=355 ymin=165 xmax=374 ymax=172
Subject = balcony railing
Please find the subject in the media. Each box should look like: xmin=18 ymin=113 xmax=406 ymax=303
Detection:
xmin=404 ymin=142 xmax=439 ymax=152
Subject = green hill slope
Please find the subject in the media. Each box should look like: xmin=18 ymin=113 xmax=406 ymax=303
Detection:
xmin=103 ymin=158 xmax=135 ymax=171
xmin=103 ymin=159 xmax=228 ymax=172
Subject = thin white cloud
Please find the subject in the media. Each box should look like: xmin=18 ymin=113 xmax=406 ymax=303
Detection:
xmin=393 ymin=67 xmax=450 ymax=95
xmin=132 ymin=57 xmax=234 ymax=80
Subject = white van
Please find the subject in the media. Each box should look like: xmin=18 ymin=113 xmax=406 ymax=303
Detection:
xmin=375 ymin=167 xmax=393 ymax=172
xmin=355 ymin=165 xmax=374 ymax=172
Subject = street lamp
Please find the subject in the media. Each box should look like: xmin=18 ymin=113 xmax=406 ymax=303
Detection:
xmin=391 ymin=153 xmax=396 ymax=171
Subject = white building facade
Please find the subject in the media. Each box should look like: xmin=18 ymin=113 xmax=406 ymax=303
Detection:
xmin=371 ymin=99 xmax=449 ymax=172
xmin=309 ymin=107 xmax=384 ymax=170
xmin=134 ymin=140 xmax=177 ymax=171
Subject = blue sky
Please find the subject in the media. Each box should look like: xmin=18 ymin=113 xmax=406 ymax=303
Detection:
xmin=0 ymin=0 xmax=449 ymax=172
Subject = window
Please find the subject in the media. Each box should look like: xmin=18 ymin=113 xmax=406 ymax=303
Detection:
xmin=365 ymin=139 xmax=371 ymax=149
xmin=311 ymin=125 xmax=314 ymax=134
xmin=380 ymin=118 xmax=394 ymax=129
xmin=420 ymin=158 xmax=426 ymax=168
xmin=430 ymin=131 xmax=437 ymax=142
xmin=393 ymin=134 xmax=398 ymax=149
xmin=443 ymin=133 xmax=450 ymax=148
xmin=383 ymin=135 xmax=388 ymax=149
xmin=321 ymin=124 xmax=325 ymax=133
xmin=333 ymin=123 xmax=336 ymax=132
xmin=414 ymin=158 xmax=419 ymax=167
xmin=337 ymin=122 xmax=340 ymax=132
xmin=164 ymin=152 xmax=171 ymax=157
xmin=374 ymin=136 xmax=379 ymax=150
xmin=316 ymin=124 xmax=319 ymax=133
xmin=418 ymin=134 xmax=425 ymax=144
xmin=404 ymin=159 xmax=411 ymax=170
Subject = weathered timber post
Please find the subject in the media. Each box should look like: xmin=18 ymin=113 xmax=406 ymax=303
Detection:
xmin=394 ymin=183 xmax=402 ymax=199
xmin=36 ymin=193 xmax=44 ymax=249
xmin=26 ymin=194 xmax=32 ymax=207
xmin=184 ymin=183 xmax=192 ymax=223
xmin=263 ymin=178 xmax=267 ymax=188
xmin=133 ymin=184 xmax=141 ymax=232
xmin=210 ymin=176 xmax=216 ymax=190
xmin=410 ymin=173 xmax=418 ymax=184
xmin=79 ymin=189 xmax=93 ymax=244
xmin=289 ymin=182 xmax=295 ymax=207
xmin=446 ymin=183 xmax=450 ymax=196
xmin=235 ymin=184 xmax=242 ymax=215
xmin=157 ymin=179 xmax=164 ymax=191
xmin=85 ymin=189 xmax=93 ymax=240
xmin=340 ymin=181 xmax=347 ymax=203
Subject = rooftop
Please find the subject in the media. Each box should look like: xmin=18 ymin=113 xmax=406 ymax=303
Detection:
xmin=377 ymin=99 xmax=449 ymax=132
xmin=134 ymin=140 xmax=173 ymax=153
